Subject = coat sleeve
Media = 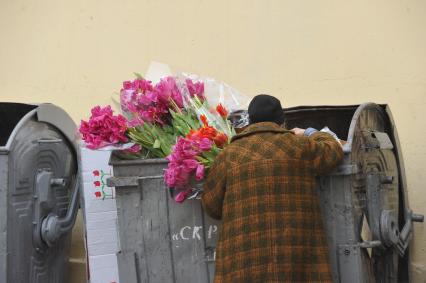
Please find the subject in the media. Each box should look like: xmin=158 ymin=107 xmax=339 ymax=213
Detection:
xmin=303 ymin=132 xmax=344 ymax=175
xmin=201 ymin=150 xmax=227 ymax=220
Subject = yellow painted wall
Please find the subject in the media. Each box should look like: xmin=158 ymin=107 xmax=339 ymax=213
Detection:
xmin=1 ymin=0 xmax=425 ymax=281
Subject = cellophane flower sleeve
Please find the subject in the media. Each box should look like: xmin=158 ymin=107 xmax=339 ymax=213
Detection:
xmin=177 ymin=73 xmax=252 ymax=134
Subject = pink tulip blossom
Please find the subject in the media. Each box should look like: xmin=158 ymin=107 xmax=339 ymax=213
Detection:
xmin=185 ymin=79 xmax=205 ymax=100
xmin=174 ymin=190 xmax=190 ymax=204
xmin=79 ymin=106 xmax=128 ymax=149
xmin=123 ymin=144 xmax=142 ymax=154
xmin=155 ymin=76 xmax=184 ymax=108
xmin=195 ymin=164 xmax=205 ymax=181
xmin=199 ymin=137 xmax=212 ymax=151
xmin=164 ymin=133 xmax=213 ymax=193
xmin=120 ymin=76 xmax=205 ymax=127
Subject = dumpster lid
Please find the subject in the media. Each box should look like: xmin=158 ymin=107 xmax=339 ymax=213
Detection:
xmin=0 ymin=103 xmax=77 ymax=152
xmin=36 ymin=103 xmax=78 ymax=151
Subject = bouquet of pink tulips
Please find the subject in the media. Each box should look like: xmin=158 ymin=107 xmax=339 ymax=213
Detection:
xmin=79 ymin=73 xmax=241 ymax=202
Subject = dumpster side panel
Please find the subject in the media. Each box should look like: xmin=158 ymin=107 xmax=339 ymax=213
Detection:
xmin=115 ymin=181 xmax=176 ymax=283
xmin=7 ymin=120 xmax=74 ymax=283
xmin=0 ymin=154 xmax=8 ymax=283
xmin=318 ymin=161 xmax=373 ymax=283
xmin=201 ymin=213 xmax=221 ymax=282
xmin=0 ymin=103 xmax=78 ymax=283
xmin=139 ymin=178 xmax=175 ymax=282
xmin=115 ymin=186 xmax=144 ymax=283
xmin=166 ymin=193 xmax=209 ymax=283
xmin=115 ymin=182 xmax=212 ymax=283
xmin=112 ymin=159 xmax=213 ymax=283
xmin=8 ymin=133 xmax=35 ymax=283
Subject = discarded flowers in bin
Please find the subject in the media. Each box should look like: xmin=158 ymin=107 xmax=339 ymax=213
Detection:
xmin=79 ymin=73 xmax=247 ymax=202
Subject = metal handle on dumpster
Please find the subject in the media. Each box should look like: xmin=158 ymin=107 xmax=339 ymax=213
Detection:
xmin=395 ymin=209 xmax=424 ymax=256
xmin=107 ymin=175 xmax=164 ymax=187
xmin=107 ymin=175 xmax=203 ymax=200
xmin=40 ymin=170 xmax=80 ymax=247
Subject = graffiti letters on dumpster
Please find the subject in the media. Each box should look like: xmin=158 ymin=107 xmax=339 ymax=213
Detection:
xmin=172 ymin=225 xmax=218 ymax=241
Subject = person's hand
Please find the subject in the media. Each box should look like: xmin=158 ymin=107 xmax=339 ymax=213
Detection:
xmin=291 ymin=127 xmax=305 ymax=136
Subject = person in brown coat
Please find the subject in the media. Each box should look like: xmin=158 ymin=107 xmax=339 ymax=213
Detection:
xmin=202 ymin=94 xmax=344 ymax=283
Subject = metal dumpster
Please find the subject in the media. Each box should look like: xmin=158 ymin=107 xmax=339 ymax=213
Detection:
xmin=108 ymin=103 xmax=423 ymax=283
xmin=0 ymin=103 xmax=80 ymax=283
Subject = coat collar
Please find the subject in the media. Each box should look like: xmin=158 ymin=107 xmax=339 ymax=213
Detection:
xmin=231 ymin=122 xmax=293 ymax=142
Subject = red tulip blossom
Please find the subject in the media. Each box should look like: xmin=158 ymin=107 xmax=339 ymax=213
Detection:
xmin=216 ymin=103 xmax=228 ymax=118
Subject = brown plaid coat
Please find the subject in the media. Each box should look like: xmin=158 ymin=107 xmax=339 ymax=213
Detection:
xmin=202 ymin=122 xmax=343 ymax=283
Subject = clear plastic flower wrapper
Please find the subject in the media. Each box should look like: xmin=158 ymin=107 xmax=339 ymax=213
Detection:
xmin=178 ymin=72 xmax=252 ymax=130
xmin=79 ymin=71 xmax=252 ymax=202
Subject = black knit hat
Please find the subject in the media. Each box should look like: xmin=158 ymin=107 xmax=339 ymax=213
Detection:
xmin=248 ymin=94 xmax=285 ymax=125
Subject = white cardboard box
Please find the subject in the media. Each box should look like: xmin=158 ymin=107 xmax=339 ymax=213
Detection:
xmin=80 ymin=147 xmax=120 ymax=283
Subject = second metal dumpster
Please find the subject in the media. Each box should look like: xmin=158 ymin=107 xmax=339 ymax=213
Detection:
xmin=108 ymin=103 xmax=423 ymax=283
